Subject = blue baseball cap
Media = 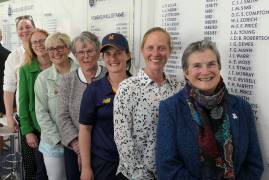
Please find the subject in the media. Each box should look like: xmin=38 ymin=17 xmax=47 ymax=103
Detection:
xmin=100 ymin=33 xmax=129 ymax=52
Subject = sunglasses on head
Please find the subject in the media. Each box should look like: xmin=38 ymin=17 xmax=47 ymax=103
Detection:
xmin=15 ymin=15 xmax=33 ymax=24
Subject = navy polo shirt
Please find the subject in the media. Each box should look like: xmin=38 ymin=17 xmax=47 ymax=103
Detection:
xmin=79 ymin=75 xmax=119 ymax=162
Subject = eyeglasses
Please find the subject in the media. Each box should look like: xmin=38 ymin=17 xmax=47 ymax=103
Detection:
xmin=31 ymin=39 xmax=46 ymax=46
xmin=15 ymin=15 xmax=33 ymax=24
xmin=47 ymin=45 xmax=66 ymax=53
xmin=76 ymin=49 xmax=96 ymax=57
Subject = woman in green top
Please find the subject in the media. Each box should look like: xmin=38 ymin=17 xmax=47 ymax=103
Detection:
xmin=19 ymin=28 xmax=51 ymax=179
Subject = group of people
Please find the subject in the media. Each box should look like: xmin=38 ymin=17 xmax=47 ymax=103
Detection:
xmin=0 ymin=14 xmax=264 ymax=180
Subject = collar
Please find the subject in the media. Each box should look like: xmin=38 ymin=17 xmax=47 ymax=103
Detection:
xmin=78 ymin=67 xmax=87 ymax=83
xmin=20 ymin=45 xmax=25 ymax=52
xmin=28 ymin=57 xmax=41 ymax=73
xmin=95 ymin=65 xmax=103 ymax=77
xmin=47 ymin=58 xmax=77 ymax=80
xmin=78 ymin=65 xmax=104 ymax=84
xmin=137 ymin=68 xmax=176 ymax=87
xmin=102 ymin=75 xmax=115 ymax=95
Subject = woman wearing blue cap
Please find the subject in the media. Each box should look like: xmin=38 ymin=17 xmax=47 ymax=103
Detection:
xmin=79 ymin=33 xmax=131 ymax=180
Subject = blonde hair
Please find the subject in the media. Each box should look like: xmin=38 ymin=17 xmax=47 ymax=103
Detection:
xmin=140 ymin=27 xmax=172 ymax=51
xmin=45 ymin=32 xmax=71 ymax=49
xmin=24 ymin=28 xmax=49 ymax=64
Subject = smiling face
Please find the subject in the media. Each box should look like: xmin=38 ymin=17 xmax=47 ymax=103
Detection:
xmin=47 ymin=40 xmax=70 ymax=65
xmin=75 ymin=40 xmax=99 ymax=72
xmin=17 ymin=19 xmax=35 ymax=43
xmin=102 ymin=46 xmax=129 ymax=74
xmin=141 ymin=31 xmax=171 ymax=73
xmin=185 ymin=49 xmax=221 ymax=94
xmin=30 ymin=32 xmax=47 ymax=57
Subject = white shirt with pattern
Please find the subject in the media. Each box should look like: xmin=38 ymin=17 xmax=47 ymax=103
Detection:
xmin=114 ymin=69 xmax=182 ymax=180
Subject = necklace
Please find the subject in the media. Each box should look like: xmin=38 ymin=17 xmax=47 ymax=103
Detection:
xmin=108 ymin=74 xmax=127 ymax=91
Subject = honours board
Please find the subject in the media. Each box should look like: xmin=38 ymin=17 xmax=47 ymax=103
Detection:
xmin=0 ymin=0 xmax=268 ymax=178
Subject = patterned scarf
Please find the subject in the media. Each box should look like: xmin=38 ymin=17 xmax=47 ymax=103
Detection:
xmin=186 ymin=77 xmax=235 ymax=179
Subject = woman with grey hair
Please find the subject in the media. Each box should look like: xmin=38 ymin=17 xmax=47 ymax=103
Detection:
xmin=156 ymin=39 xmax=263 ymax=179
xmin=57 ymin=31 xmax=106 ymax=180
xmin=34 ymin=32 xmax=78 ymax=180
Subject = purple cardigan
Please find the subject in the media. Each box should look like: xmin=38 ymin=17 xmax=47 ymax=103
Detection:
xmin=156 ymin=87 xmax=263 ymax=180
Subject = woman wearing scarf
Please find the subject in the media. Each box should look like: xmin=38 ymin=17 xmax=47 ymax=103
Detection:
xmin=156 ymin=39 xmax=263 ymax=180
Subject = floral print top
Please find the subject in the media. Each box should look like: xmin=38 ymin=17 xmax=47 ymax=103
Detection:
xmin=114 ymin=69 xmax=182 ymax=179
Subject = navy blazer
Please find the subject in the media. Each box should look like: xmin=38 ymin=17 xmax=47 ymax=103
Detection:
xmin=156 ymin=87 xmax=264 ymax=180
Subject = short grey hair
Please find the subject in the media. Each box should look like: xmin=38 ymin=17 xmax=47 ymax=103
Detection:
xmin=181 ymin=39 xmax=221 ymax=72
xmin=70 ymin=31 xmax=100 ymax=55
xmin=45 ymin=32 xmax=71 ymax=49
